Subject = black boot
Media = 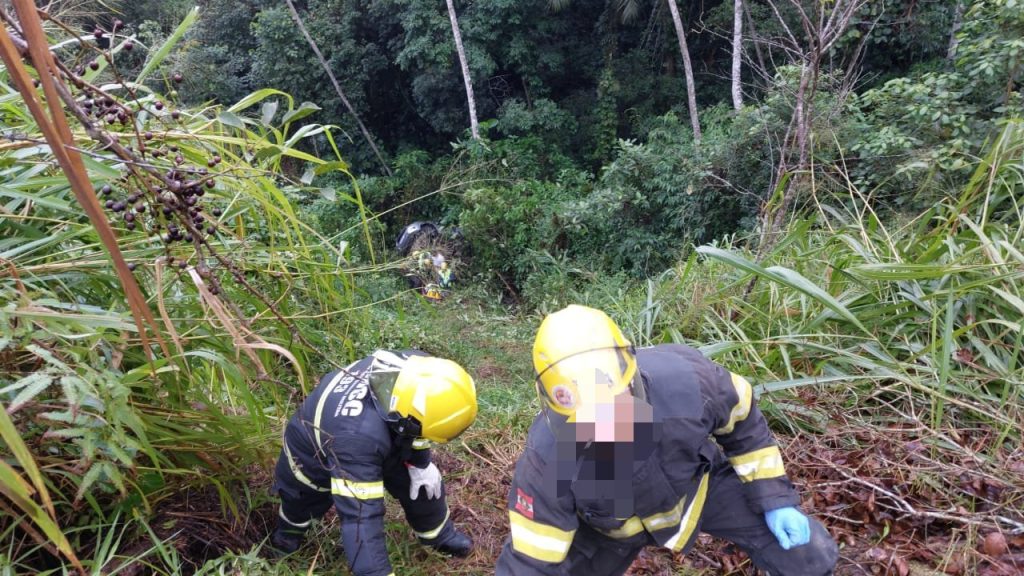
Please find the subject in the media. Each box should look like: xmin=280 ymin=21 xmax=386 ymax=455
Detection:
xmin=269 ymin=519 xmax=307 ymax=556
xmin=422 ymin=522 xmax=473 ymax=558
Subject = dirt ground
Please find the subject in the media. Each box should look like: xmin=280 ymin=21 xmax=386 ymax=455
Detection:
xmin=144 ymin=412 xmax=1023 ymax=576
xmin=457 ymin=420 xmax=1024 ymax=575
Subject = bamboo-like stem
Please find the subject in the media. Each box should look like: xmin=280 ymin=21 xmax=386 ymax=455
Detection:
xmin=2 ymin=1 xmax=170 ymax=365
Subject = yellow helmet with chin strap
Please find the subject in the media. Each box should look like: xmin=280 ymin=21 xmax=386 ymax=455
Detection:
xmin=384 ymin=355 xmax=477 ymax=443
xmin=533 ymin=305 xmax=640 ymax=421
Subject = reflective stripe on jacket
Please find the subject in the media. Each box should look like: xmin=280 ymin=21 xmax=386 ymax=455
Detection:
xmin=281 ymin=350 xmax=432 ymax=576
xmin=496 ymin=343 xmax=800 ymax=574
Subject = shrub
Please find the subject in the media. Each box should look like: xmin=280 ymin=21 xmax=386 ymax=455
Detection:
xmin=566 ymin=111 xmax=756 ymax=276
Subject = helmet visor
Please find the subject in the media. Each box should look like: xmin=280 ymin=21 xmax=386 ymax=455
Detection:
xmin=368 ymin=369 xmax=401 ymax=421
xmin=368 ymin=366 xmax=426 ymax=438
xmin=536 ymin=346 xmax=640 ymax=418
xmin=367 ymin=351 xmax=410 ymax=422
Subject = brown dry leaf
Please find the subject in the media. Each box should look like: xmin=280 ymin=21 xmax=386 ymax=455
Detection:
xmin=955 ymin=348 xmax=974 ymax=364
xmin=866 ymin=547 xmax=888 ymax=562
xmin=942 ymin=556 xmax=965 ymax=575
xmin=894 ymin=554 xmax=910 ymax=576
xmin=1007 ymin=460 xmax=1024 ymax=476
xmin=981 ymin=532 xmax=1008 ymax=556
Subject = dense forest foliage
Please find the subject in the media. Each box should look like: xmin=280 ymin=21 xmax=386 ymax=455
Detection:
xmin=1 ymin=0 xmax=1022 ymax=574
xmin=106 ymin=0 xmax=1021 ymax=290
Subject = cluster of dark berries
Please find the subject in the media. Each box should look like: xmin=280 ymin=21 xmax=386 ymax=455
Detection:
xmin=83 ymin=96 xmax=133 ymax=127
xmin=68 ymin=34 xmax=233 ymax=293
xmin=7 ymin=19 xmax=244 ymax=297
xmin=102 ymin=167 xmax=227 ymax=291
xmin=99 ymin=145 xmax=227 ymax=275
xmin=98 ymin=144 xmax=226 ymax=280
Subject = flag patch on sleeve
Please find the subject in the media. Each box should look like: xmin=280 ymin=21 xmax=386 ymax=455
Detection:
xmin=515 ymin=488 xmax=534 ymax=519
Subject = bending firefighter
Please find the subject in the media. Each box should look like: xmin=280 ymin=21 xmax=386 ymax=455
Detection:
xmin=271 ymin=350 xmax=477 ymax=575
xmin=496 ymin=305 xmax=838 ymax=575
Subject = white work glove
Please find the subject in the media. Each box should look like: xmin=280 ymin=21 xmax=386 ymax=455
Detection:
xmin=408 ymin=462 xmax=443 ymax=500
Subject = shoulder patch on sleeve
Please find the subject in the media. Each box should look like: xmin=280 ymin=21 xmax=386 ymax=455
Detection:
xmin=515 ymin=488 xmax=535 ymax=519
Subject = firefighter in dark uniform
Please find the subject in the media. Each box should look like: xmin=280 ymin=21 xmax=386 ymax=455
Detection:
xmin=270 ymin=350 xmax=477 ymax=575
xmin=496 ymin=305 xmax=839 ymax=575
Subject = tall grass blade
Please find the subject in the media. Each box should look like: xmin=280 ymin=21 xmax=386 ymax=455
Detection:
xmin=696 ymin=246 xmax=870 ymax=334
xmin=0 ymin=402 xmax=81 ymax=570
xmin=135 ymin=7 xmax=200 ymax=84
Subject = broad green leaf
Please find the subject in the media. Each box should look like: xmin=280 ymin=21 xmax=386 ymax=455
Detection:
xmin=313 ymin=160 xmax=351 ymax=175
xmin=284 ymin=123 xmax=327 ymax=148
xmin=228 ymin=88 xmax=294 ymax=114
xmin=991 ymin=287 xmax=1024 ymax=316
xmin=45 ymin=427 xmax=92 ymax=439
xmin=0 ymin=185 xmax=72 ymax=211
xmin=766 ymin=265 xmax=871 ymax=334
xmin=282 ymin=102 xmax=322 ymax=125
xmin=0 ymin=459 xmax=35 ymax=502
xmin=0 ymin=372 xmax=50 ymax=397
xmin=217 ymin=111 xmax=245 ymax=129
xmin=848 ymin=263 xmax=986 ymax=280
xmin=0 ymin=400 xmax=55 ymax=518
xmin=260 ymin=101 xmax=279 ymax=127
xmin=697 ymin=246 xmax=870 ymax=335
xmin=75 ymin=463 xmax=105 ymax=502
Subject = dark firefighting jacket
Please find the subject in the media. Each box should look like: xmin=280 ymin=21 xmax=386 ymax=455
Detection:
xmin=497 ymin=343 xmax=800 ymax=574
xmin=280 ymin=350 xmax=438 ymax=576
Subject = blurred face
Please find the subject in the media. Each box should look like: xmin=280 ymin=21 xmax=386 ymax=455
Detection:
xmin=573 ymin=388 xmax=652 ymax=443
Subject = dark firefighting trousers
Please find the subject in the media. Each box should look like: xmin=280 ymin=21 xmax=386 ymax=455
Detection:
xmin=552 ymin=454 xmax=838 ymax=576
xmin=272 ymin=452 xmax=455 ymax=550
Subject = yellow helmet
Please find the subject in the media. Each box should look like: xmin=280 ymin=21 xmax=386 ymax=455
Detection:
xmin=388 ymin=356 xmax=478 ymax=443
xmin=533 ymin=305 xmax=638 ymax=420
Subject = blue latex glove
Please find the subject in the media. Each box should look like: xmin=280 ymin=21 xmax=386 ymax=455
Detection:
xmin=764 ymin=506 xmax=810 ymax=550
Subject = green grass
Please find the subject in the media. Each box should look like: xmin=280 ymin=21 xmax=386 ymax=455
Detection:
xmin=359 ymin=278 xmax=538 ymax=429
xmin=3 ymin=6 xmax=1022 ymax=573
xmin=0 ymin=11 xmax=379 ymax=571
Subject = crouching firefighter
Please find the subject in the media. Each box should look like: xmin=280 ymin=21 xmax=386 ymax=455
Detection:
xmin=496 ymin=305 xmax=839 ymax=576
xmin=270 ymin=350 xmax=477 ymax=574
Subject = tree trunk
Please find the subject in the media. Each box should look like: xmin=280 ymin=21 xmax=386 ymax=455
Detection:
xmin=743 ymin=4 xmax=769 ymax=87
xmin=284 ymin=0 xmax=392 ymax=176
xmin=947 ymin=1 xmax=965 ymax=62
xmin=731 ymin=0 xmax=743 ymax=110
xmin=445 ymin=0 xmax=480 ymax=140
xmin=756 ymin=0 xmax=865 ymax=255
xmin=666 ymin=0 xmax=701 ymax=144
xmin=773 ymin=62 xmax=814 ymax=235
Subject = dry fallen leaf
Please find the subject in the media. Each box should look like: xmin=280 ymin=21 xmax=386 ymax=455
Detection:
xmin=955 ymin=348 xmax=975 ymax=364
xmin=894 ymin=555 xmax=910 ymax=576
xmin=981 ymin=532 xmax=1008 ymax=556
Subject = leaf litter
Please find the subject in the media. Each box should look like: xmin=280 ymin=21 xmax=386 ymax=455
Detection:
xmin=111 ymin=403 xmax=1023 ymax=575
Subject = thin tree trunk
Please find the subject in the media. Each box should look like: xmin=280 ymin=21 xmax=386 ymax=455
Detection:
xmin=947 ymin=1 xmax=965 ymax=62
xmin=731 ymin=0 xmax=744 ymax=110
xmin=445 ymin=0 xmax=480 ymax=140
xmin=743 ymin=5 xmax=769 ymax=85
xmin=774 ymin=62 xmax=814 ymax=234
xmin=284 ymin=0 xmax=392 ymax=176
xmin=666 ymin=0 xmax=701 ymax=143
